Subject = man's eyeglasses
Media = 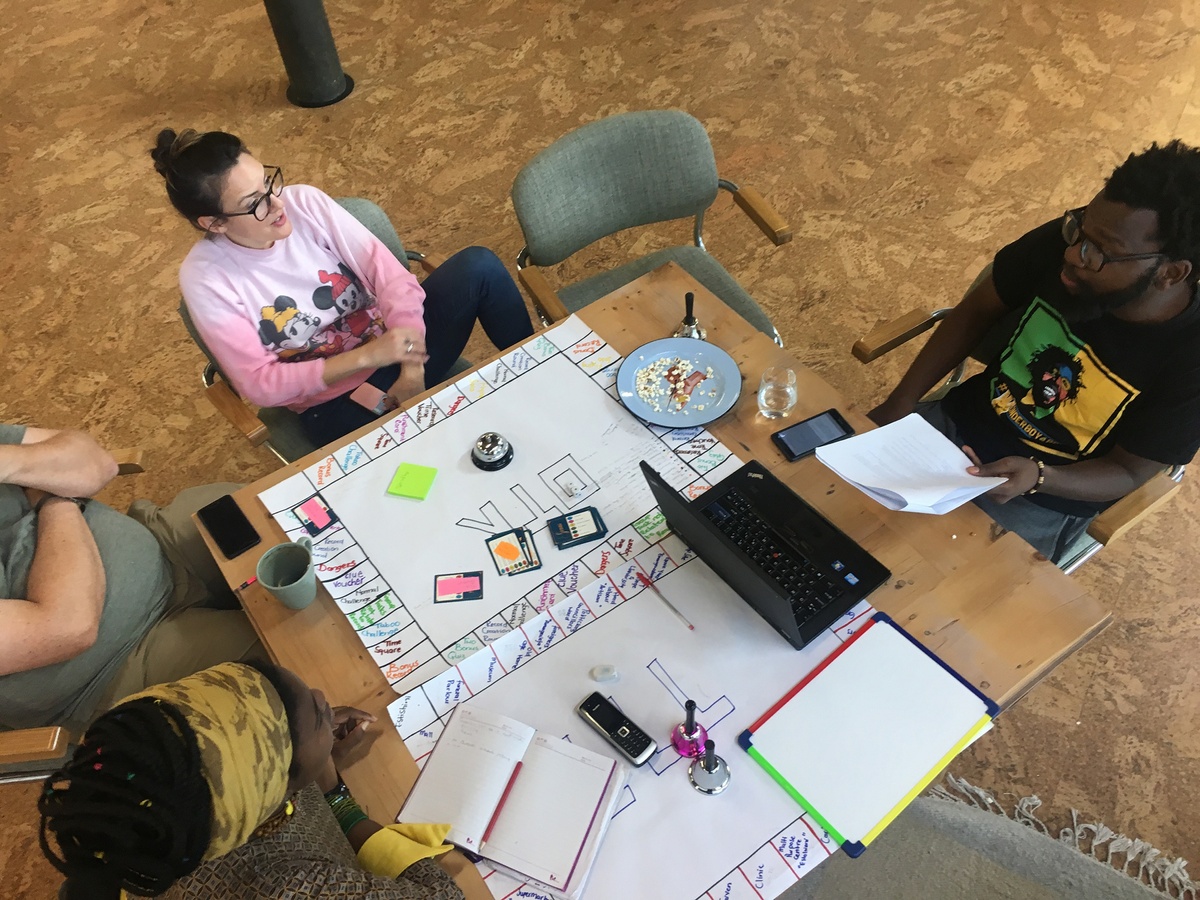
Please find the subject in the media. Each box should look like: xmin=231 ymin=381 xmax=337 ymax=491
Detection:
xmin=1061 ymin=208 xmax=1164 ymax=273
xmin=222 ymin=167 xmax=284 ymax=221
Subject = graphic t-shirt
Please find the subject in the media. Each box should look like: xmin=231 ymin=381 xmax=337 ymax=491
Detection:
xmin=941 ymin=218 xmax=1200 ymax=515
xmin=181 ymin=185 xmax=426 ymax=412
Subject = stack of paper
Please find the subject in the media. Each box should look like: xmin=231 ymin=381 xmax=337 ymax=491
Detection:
xmin=815 ymin=413 xmax=1006 ymax=515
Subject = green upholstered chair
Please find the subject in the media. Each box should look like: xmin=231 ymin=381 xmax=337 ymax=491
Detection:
xmin=179 ymin=197 xmax=470 ymax=463
xmin=511 ymin=109 xmax=792 ymax=343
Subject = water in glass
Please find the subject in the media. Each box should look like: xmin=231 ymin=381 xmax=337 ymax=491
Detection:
xmin=757 ymin=367 xmax=798 ymax=418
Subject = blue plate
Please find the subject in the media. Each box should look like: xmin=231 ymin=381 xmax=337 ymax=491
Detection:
xmin=616 ymin=338 xmax=742 ymax=427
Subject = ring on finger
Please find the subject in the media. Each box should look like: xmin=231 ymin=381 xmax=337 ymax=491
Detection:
xmin=405 ymin=341 xmax=414 ymax=352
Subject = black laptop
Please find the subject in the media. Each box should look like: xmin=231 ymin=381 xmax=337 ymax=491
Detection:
xmin=641 ymin=459 xmax=890 ymax=649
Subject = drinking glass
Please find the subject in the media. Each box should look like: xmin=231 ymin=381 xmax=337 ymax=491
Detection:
xmin=757 ymin=367 xmax=798 ymax=418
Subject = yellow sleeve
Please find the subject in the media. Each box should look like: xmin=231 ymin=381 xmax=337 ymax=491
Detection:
xmin=356 ymin=822 xmax=454 ymax=878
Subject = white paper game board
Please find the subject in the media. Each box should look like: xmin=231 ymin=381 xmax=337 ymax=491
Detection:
xmin=256 ymin=318 xmax=877 ymax=899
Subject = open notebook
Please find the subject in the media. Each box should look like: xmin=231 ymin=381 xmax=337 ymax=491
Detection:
xmin=740 ymin=612 xmax=998 ymax=856
xmin=398 ymin=705 xmax=627 ymax=899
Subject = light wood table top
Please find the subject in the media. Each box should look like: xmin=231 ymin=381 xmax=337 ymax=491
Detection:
xmin=199 ymin=262 xmax=1110 ymax=899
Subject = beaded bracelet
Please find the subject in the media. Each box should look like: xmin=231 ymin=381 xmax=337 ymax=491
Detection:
xmin=1025 ymin=457 xmax=1046 ymax=495
xmin=324 ymin=779 xmax=369 ymax=835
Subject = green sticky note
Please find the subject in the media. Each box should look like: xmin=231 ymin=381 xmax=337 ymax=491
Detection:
xmin=387 ymin=463 xmax=438 ymax=500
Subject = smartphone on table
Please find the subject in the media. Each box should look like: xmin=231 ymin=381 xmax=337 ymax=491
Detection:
xmin=196 ymin=494 xmax=261 ymax=559
xmin=771 ymin=408 xmax=855 ymax=461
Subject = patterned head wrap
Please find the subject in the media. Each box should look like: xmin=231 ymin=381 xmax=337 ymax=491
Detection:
xmin=122 ymin=662 xmax=292 ymax=860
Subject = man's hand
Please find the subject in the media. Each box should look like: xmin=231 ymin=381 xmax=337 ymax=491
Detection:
xmin=0 ymin=429 xmax=118 ymax=497
xmin=963 ymin=445 xmax=1034 ymax=503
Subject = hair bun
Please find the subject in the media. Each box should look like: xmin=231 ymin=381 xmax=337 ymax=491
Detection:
xmin=150 ymin=128 xmax=202 ymax=178
xmin=150 ymin=128 xmax=178 ymax=177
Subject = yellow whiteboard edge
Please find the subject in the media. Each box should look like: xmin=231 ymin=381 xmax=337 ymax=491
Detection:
xmin=861 ymin=712 xmax=994 ymax=847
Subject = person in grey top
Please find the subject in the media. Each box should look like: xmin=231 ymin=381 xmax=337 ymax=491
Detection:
xmin=0 ymin=423 xmax=260 ymax=732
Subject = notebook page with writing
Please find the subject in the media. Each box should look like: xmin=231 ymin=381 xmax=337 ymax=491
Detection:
xmin=741 ymin=614 xmax=997 ymax=854
xmin=482 ymin=734 xmax=621 ymax=893
xmin=815 ymin=413 xmax=1005 ymax=514
xmin=399 ymin=706 xmax=534 ymax=849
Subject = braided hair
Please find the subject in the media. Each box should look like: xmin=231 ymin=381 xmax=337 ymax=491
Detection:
xmin=38 ymin=698 xmax=214 ymax=898
xmin=149 ymin=127 xmax=247 ymax=229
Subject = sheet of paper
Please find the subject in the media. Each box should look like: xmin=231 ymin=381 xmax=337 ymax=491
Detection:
xmin=398 ymin=706 xmax=534 ymax=849
xmin=815 ymin=413 xmax=1006 ymax=514
xmin=483 ymin=734 xmax=620 ymax=893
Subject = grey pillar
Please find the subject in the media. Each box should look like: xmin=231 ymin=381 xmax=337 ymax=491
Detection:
xmin=263 ymin=0 xmax=355 ymax=108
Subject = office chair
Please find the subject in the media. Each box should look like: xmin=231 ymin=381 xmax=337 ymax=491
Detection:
xmin=179 ymin=197 xmax=471 ymax=463
xmin=511 ymin=109 xmax=792 ymax=343
xmin=853 ymin=264 xmax=1185 ymax=573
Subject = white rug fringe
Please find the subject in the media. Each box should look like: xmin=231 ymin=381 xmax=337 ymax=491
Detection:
xmin=931 ymin=774 xmax=1197 ymax=899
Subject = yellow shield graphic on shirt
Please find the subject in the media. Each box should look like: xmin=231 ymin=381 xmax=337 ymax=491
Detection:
xmin=988 ymin=299 xmax=1138 ymax=459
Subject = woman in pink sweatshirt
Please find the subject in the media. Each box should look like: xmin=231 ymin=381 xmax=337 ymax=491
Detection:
xmin=152 ymin=128 xmax=534 ymax=447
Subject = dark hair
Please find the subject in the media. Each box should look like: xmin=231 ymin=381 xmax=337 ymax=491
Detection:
xmin=38 ymin=698 xmax=214 ymax=899
xmin=1104 ymin=139 xmax=1200 ymax=284
xmin=243 ymin=658 xmax=302 ymax=780
xmin=150 ymin=128 xmax=247 ymax=228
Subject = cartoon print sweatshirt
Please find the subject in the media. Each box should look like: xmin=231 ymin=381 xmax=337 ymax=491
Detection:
xmin=181 ymin=184 xmax=426 ymax=412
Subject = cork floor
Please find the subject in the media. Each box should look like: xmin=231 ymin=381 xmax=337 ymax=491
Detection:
xmin=3 ymin=0 xmax=1200 ymax=894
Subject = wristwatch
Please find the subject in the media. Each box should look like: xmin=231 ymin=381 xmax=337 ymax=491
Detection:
xmin=33 ymin=494 xmax=89 ymax=514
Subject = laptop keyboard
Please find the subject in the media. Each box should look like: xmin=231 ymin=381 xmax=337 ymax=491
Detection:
xmin=702 ymin=489 xmax=845 ymax=628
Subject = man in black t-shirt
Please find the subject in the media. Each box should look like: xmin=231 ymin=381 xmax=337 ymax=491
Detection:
xmin=870 ymin=140 xmax=1200 ymax=565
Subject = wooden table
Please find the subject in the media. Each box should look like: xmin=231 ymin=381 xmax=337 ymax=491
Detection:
xmin=200 ymin=262 xmax=1110 ymax=898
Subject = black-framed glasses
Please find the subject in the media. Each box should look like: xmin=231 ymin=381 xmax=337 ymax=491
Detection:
xmin=222 ymin=166 xmax=284 ymax=221
xmin=1061 ymin=208 xmax=1164 ymax=272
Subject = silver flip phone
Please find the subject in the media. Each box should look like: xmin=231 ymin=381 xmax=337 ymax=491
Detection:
xmin=576 ymin=691 xmax=657 ymax=766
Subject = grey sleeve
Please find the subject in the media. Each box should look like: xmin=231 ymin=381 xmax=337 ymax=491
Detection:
xmin=0 ymin=424 xmax=27 ymax=446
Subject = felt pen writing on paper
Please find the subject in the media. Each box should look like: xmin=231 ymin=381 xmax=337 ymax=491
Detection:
xmin=481 ymin=761 xmax=522 ymax=844
xmin=636 ymin=572 xmax=695 ymax=631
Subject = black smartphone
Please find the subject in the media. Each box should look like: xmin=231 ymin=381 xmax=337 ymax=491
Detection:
xmin=771 ymin=408 xmax=855 ymax=461
xmin=196 ymin=494 xmax=261 ymax=559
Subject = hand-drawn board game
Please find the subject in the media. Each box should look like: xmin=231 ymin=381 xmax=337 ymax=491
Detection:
xmin=257 ymin=317 xmax=879 ymax=900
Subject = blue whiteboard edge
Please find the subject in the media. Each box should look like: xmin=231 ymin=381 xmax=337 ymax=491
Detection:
xmin=869 ymin=612 xmax=1000 ymax=717
xmin=738 ymin=729 xmax=754 ymax=751
xmin=843 ymin=840 xmax=867 ymax=858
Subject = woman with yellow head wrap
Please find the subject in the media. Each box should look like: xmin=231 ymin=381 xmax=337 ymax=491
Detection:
xmin=39 ymin=661 xmax=462 ymax=899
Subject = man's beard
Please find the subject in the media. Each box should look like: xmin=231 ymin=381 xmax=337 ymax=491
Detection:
xmin=1058 ymin=266 xmax=1158 ymax=321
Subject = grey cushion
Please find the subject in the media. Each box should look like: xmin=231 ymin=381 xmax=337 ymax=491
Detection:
xmin=557 ymin=245 xmax=777 ymax=339
xmin=513 ymin=110 xmax=719 ymax=266
xmin=780 ymin=797 xmax=1164 ymax=900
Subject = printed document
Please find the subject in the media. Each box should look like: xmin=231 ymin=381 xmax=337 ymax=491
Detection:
xmin=815 ymin=414 xmax=1006 ymax=515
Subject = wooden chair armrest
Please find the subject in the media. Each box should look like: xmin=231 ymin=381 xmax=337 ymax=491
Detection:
xmin=517 ymin=266 xmax=570 ymax=325
xmin=853 ymin=309 xmax=948 ymax=363
xmin=205 ymin=381 xmax=269 ymax=447
xmin=1087 ymin=470 xmax=1183 ymax=545
xmin=111 ymin=448 xmax=145 ymax=476
xmin=730 ymin=185 xmax=792 ymax=246
xmin=416 ymin=252 xmax=447 ymax=275
xmin=0 ymin=726 xmax=72 ymax=765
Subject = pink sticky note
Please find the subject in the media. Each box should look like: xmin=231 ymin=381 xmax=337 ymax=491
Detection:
xmin=438 ymin=575 xmax=480 ymax=596
xmin=298 ymin=498 xmax=332 ymax=530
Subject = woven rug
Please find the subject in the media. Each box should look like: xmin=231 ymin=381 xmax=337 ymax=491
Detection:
xmin=780 ymin=775 xmax=1196 ymax=900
